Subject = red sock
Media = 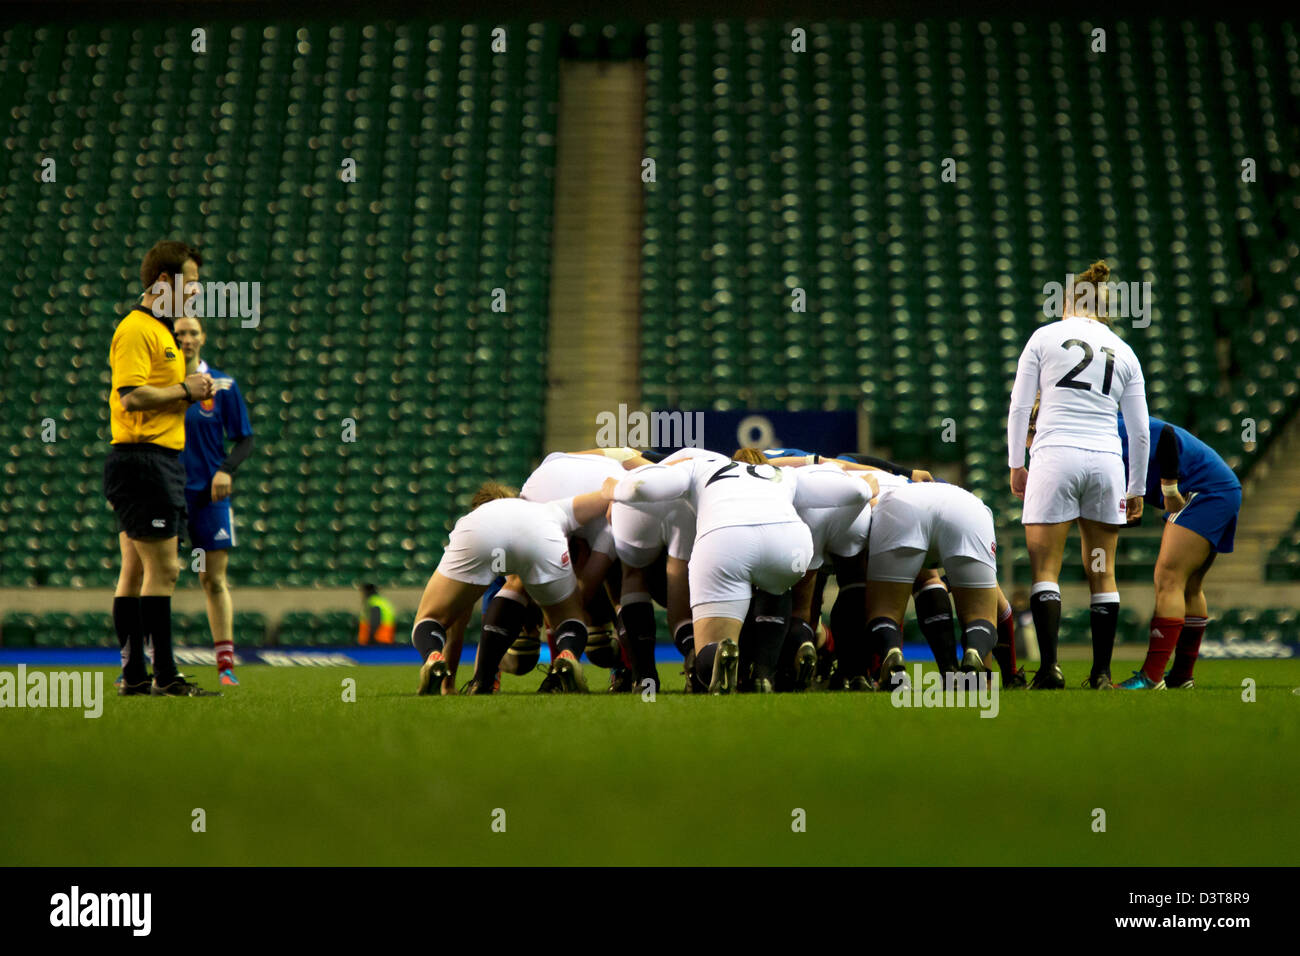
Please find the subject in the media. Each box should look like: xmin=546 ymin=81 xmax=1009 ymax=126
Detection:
xmin=994 ymin=605 xmax=1017 ymax=677
xmin=214 ymin=640 xmax=235 ymax=671
xmin=1169 ymin=616 xmax=1206 ymax=682
xmin=1142 ymin=617 xmax=1183 ymax=682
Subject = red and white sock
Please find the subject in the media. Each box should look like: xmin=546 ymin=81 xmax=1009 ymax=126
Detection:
xmin=214 ymin=640 xmax=235 ymax=671
xmin=1169 ymin=616 xmax=1207 ymax=683
xmin=1141 ymin=617 xmax=1183 ymax=682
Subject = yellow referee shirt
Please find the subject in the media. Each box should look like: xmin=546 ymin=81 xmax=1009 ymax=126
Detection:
xmin=108 ymin=308 xmax=186 ymax=449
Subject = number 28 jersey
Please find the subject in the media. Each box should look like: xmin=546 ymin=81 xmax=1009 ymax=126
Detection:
xmin=1008 ymin=316 xmax=1148 ymax=463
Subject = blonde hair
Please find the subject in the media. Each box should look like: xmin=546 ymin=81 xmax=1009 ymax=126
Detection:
xmin=469 ymin=480 xmax=518 ymax=511
xmin=1071 ymin=259 xmax=1113 ymax=326
xmin=731 ymin=447 xmax=768 ymax=465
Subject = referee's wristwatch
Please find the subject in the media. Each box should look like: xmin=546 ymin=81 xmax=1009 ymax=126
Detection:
xmin=180 ymin=380 xmax=193 ymax=402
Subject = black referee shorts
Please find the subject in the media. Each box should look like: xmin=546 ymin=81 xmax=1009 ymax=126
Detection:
xmin=103 ymin=443 xmax=188 ymax=540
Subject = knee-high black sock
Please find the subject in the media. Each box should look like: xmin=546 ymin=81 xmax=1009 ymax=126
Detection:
xmin=693 ymin=641 xmax=718 ymax=689
xmin=114 ymin=596 xmax=146 ymax=682
xmin=586 ymin=582 xmax=617 ymax=628
xmin=412 ymin=618 xmax=447 ymax=661
xmin=1089 ymin=592 xmax=1120 ymax=677
xmin=140 ymin=595 xmax=176 ymax=684
xmin=673 ymin=621 xmax=695 ymax=659
xmin=1029 ymin=583 xmax=1062 ymax=669
xmin=914 ymin=584 xmax=959 ymax=673
xmin=476 ymin=595 xmax=527 ymax=679
xmin=962 ymin=618 xmax=997 ymax=660
xmin=829 ymin=582 xmax=866 ymax=679
xmin=617 ymin=594 xmax=657 ymax=682
xmin=553 ymin=619 xmax=588 ymax=659
xmin=747 ymin=590 xmax=791 ymax=681
xmin=994 ymin=604 xmax=1017 ymax=680
xmin=868 ymin=617 xmax=904 ymax=683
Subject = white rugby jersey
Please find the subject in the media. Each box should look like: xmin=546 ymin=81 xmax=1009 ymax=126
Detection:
xmin=1008 ymin=316 xmax=1150 ymax=495
xmin=613 ymin=453 xmax=871 ymax=540
xmin=520 ymin=452 xmax=626 ymax=502
xmin=791 ymin=464 xmax=876 ymax=567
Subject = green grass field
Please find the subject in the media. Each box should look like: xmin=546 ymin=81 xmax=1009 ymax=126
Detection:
xmin=2 ymin=660 xmax=1298 ymax=866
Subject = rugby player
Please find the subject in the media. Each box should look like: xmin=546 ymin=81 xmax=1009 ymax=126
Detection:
xmin=1008 ymin=260 xmax=1150 ymax=689
xmin=1114 ymin=415 xmax=1243 ymax=689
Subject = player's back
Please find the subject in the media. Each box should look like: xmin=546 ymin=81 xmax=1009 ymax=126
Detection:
xmin=520 ymin=452 xmax=624 ymax=502
xmin=1027 ymin=316 xmax=1143 ymax=456
xmin=686 ymin=452 xmax=801 ymax=536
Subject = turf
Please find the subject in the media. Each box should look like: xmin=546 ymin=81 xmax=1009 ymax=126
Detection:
xmin=2 ymin=660 xmax=1298 ymax=866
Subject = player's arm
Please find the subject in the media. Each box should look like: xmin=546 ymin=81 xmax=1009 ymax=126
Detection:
xmin=1152 ymin=422 xmax=1186 ymax=512
xmin=1006 ymin=339 xmax=1039 ymax=498
xmin=1119 ymin=373 xmax=1150 ymax=518
xmin=837 ymin=454 xmax=932 ymax=482
xmin=571 ymin=447 xmax=655 ymax=469
xmin=609 ymin=461 xmax=693 ymax=504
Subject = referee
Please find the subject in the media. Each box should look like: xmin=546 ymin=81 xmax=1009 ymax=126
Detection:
xmin=105 ymin=240 xmax=218 ymax=697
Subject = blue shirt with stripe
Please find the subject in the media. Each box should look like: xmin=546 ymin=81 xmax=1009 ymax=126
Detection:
xmin=1118 ymin=414 xmax=1240 ymax=507
xmin=181 ymin=365 xmax=253 ymax=494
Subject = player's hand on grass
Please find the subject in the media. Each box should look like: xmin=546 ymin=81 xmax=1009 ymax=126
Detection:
xmin=1126 ymin=495 xmax=1144 ymax=521
xmin=911 ymin=469 xmax=933 ymax=482
xmin=1009 ymin=467 xmax=1028 ymax=499
xmin=211 ymin=470 xmax=232 ymax=502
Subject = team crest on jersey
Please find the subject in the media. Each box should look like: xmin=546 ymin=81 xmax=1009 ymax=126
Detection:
xmin=164 ymin=347 xmax=176 ymax=360
xmin=560 ymin=552 xmax=570 ymax=568
xmin=199 ymin=396 xmax=216 ymax=414
xmin=990 ymin=541 xmax=997 ymax=556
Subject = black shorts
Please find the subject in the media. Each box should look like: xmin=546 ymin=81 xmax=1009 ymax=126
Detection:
xmin=103 ymin=443 xmax=188 ymax=540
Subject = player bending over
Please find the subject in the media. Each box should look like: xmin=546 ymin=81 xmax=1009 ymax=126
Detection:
xmin=1114 ymin=415 xmax=1243 ymax=690
xmin=411 ymin=481 xmax=615 ymax=695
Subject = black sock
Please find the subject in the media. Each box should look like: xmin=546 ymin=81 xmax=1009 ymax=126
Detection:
xmin=962 ymin=619 xmax=997 ymax=660
xmin=412 ymin=618 xmax=447 ymax=661
xmin=693 ymin=641 xmax=718 ymax=689
xmin=586 ymin=583 xmax=617 ymax=629
xmin=476 ymin=596 xmax=526 ymax=679
xmin=993 ymin=608 xmax=1017 ymax=680
xmin=868 ymin=617 xmax=904 ymax=677
xmin=829 ymin=583 xmax=866 ymax=679
xmin=113 ymin=596 xmax=146 ymax=682
xmin=1030 ymin=585 xmax=1062 ymax=669
xmin=780 ymin=616 xmax=816 ymax=683
xmin=914 ymin=585 xmax=959 ymax=672
xmin=617 ymin=597 xmax=658 ymax=682
xmin=553 ymin=619 xmax=588 ymax=659
xmin=1089 ymin=594 xmax=1120 ymax=677
xmin=673 ymin=621 xmax=695 ymax=659
xmin=140 ymin=595 xmax=176 ymax=684
xmin=747 ymin=591 xmax=791 ymax=681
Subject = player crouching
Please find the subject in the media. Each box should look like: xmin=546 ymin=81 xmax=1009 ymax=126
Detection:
xmin=410 ymin=480 xmax=615 ymax=695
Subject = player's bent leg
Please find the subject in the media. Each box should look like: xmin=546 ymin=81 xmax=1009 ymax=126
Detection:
xmin=1168 ymin=553 xmax=1215 ymax=688
xmin=537 ymin=585 xmax=590 ymax=694
xmin=864 ymin=579 xmax=913 ymax=691
xmin=912 ymin=573 xmax=959 ymax=675
xmin=1024 ymin=521 xmax=1071 ymax=688
xmin=692 ymin=614 xmax=744 ymax=695
xmin=949 ymin=584 xmax=998 ymax=674
xmin=413 ymin=573 xmax=486 ymax=695
xmin=1120 ymin=523 xmax=1214 ymax=689
xmin=992 ymin=585 xmax=1026 ymax=688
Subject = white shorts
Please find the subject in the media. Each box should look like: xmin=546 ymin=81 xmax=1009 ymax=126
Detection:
xmin=689 ymin=521 xmax=813 ymax=621
xmin=868 ymin=483 xmax=998 ymax=588
xmin=611 ymin=499 xmax=696 ymax=567
xmin=435 ymin=504 xmax=578 ymax=606
xmin=1022 ymin=445 xmax=1127 ymax=525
